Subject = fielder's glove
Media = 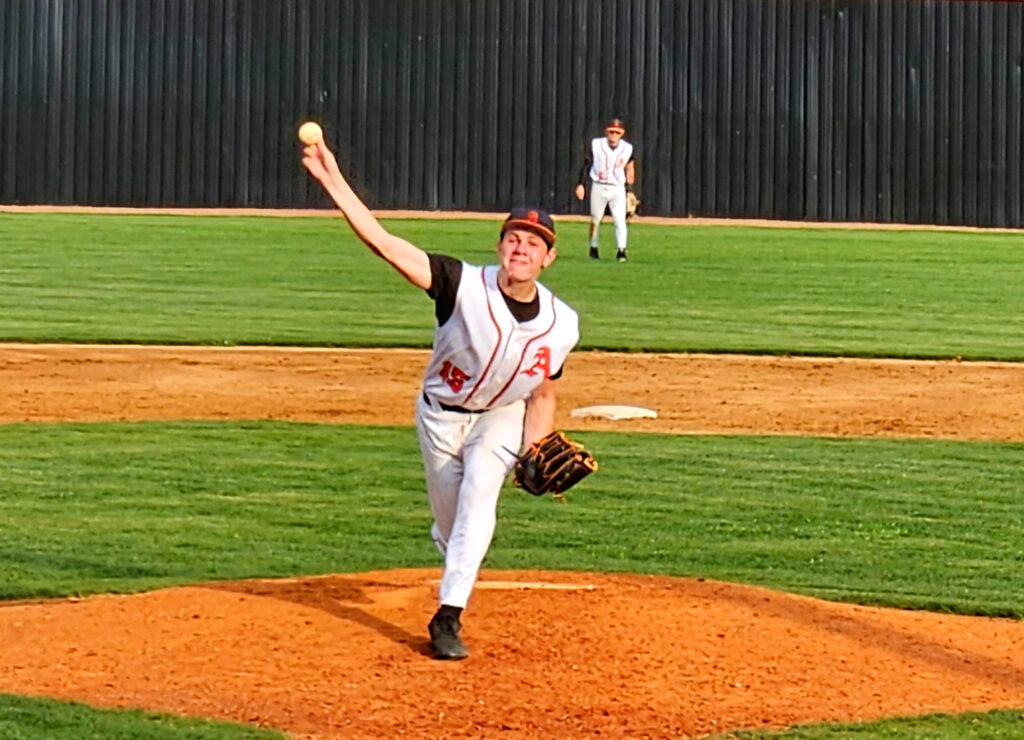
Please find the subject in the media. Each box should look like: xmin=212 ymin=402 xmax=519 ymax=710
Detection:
xmin=625 ymin=191 xmax=640 ymax=219
xmin=512 ymin=431 xmax=598 ymax=497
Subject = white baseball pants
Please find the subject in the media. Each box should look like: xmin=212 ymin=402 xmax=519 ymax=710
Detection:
xmin=589 ymin=182 xmax=628 ymax=250
xmin=415 ymin=393 xmax=525 ymax=609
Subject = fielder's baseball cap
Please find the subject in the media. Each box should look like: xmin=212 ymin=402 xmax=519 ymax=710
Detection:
xmin=502 ymin=207 xmax=556 ymax=247
xmin=605 ymin=117 xmax=626 ymax=134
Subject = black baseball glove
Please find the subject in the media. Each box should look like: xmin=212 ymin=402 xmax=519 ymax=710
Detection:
xmin=512 ymin=431 xmax=598 ymax=496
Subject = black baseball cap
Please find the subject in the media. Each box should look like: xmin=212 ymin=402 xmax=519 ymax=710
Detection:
xmin=605 ymin=117 xmax=626 ymax=134
xmin=501 ymin=207 xmax=556 ymax=247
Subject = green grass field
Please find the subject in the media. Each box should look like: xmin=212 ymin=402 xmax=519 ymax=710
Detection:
xmin=1 ymin=212 xmax=1022 ymax=738
xmin=2 ymin=422 xmax=1022 ymax=616
xmin=2 ymin=213 xmax=1023 ymax=358
xmin=0 ymin=694 xmax=283 ymax=740
xmin=731 ymin=709 xmax=1024 ymax=739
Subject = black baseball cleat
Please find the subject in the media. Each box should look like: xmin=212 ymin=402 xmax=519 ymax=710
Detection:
xmin=617 ymin=249 xmax=627 ymax=262
xmin=428 ymin=610 xmax=468 ymax=660
xmin=588 ymin=246 xmax=599 ymax=260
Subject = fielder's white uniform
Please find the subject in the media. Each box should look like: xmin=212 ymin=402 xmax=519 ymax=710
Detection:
xmin=416 ymin=256 xmax=579 ymax=609
xmin=584 ymin=136 xmax=634 ymax=250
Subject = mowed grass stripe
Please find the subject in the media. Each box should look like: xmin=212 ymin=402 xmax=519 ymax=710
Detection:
xmin=1 ymin=421 xmax=1021 ymax=617
xmin=1 ymin=693 xmax=1022 ymax=740
xmin=2 ymin=213 xmax=1024 ymax=358
xmin=729 ymin=709 xmax=1024 ymax=739
xmin=0 ymin=693 xmax=284 ymax=740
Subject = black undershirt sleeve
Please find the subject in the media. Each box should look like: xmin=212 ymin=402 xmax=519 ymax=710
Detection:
xmin=577 ymin=149 xmax=593 ymax=187
xmin=426 ymin=253 xmax=463 ymax=326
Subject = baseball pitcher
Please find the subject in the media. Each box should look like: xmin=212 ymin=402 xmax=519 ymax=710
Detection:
xmin=301 ymin=136 xmax=594 ymax=660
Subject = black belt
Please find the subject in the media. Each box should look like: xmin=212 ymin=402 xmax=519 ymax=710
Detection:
xmin=423 ymin=391 xmax=485 ymax=414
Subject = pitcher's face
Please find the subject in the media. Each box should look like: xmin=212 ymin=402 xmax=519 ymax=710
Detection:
xmin=497 ymin=229 xmax=556 ymax=282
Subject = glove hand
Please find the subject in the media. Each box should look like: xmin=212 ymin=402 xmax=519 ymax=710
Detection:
xmin=625 ymin=191 xmax=640 ymax=219
xmin=512 ymin=431 xmax=598 ymax=497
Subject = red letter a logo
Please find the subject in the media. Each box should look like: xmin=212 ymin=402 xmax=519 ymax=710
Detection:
xmin=521 ymin=346 xmax=552 ymax=377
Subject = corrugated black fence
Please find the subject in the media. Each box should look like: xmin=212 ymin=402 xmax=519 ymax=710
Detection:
xmin=1 ymin=0 xmax=1022 ymax=226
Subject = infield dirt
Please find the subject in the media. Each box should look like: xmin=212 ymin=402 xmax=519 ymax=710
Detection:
xmin=1 ymin=343 xmax=1023 ymax=739
xmin=3 ymin=343 xmax=1024 ymax=440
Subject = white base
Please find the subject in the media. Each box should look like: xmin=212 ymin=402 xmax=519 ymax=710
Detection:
xmin=570 ymin=404 xmax=658 ymax=421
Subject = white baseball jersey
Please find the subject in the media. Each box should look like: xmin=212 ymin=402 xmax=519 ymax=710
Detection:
xmin=417 ymin=258 xmax=580 ymax=610
xmin=588 ymin=136 xmax=634 ymax=186
xmin=422 ymin=263 xmax=579 ymax=411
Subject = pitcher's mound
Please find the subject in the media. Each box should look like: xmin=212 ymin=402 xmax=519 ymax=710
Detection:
xmin=2 ymin=569 xmax=1023 ymax=739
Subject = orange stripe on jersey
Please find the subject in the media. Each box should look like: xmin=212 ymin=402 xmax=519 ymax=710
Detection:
xmin=486 ymin=293 xmax=558 ymax=408
xmin=460 ymin=269 xmax=503 ymax=406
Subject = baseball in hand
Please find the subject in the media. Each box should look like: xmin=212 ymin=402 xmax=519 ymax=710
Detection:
xmin=298 ymin=121 xmax=323 ymax=145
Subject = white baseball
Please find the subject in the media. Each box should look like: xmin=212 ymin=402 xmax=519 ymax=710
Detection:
xmin=298 ymin=121 xmax=323 ymax=146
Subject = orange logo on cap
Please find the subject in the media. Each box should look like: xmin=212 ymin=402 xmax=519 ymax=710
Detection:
xmin=527 ymin=210 xmax=539 ymax=223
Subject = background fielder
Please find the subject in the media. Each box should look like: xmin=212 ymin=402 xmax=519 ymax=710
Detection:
xmin=575 ymin=117 xmax=637 ymax=263
xmin=301 ymin=135 xmax=580 ymax=661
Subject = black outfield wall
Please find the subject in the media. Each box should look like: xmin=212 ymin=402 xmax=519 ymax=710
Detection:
xmin=1 ymin=0 xmax=1022 ymax=226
